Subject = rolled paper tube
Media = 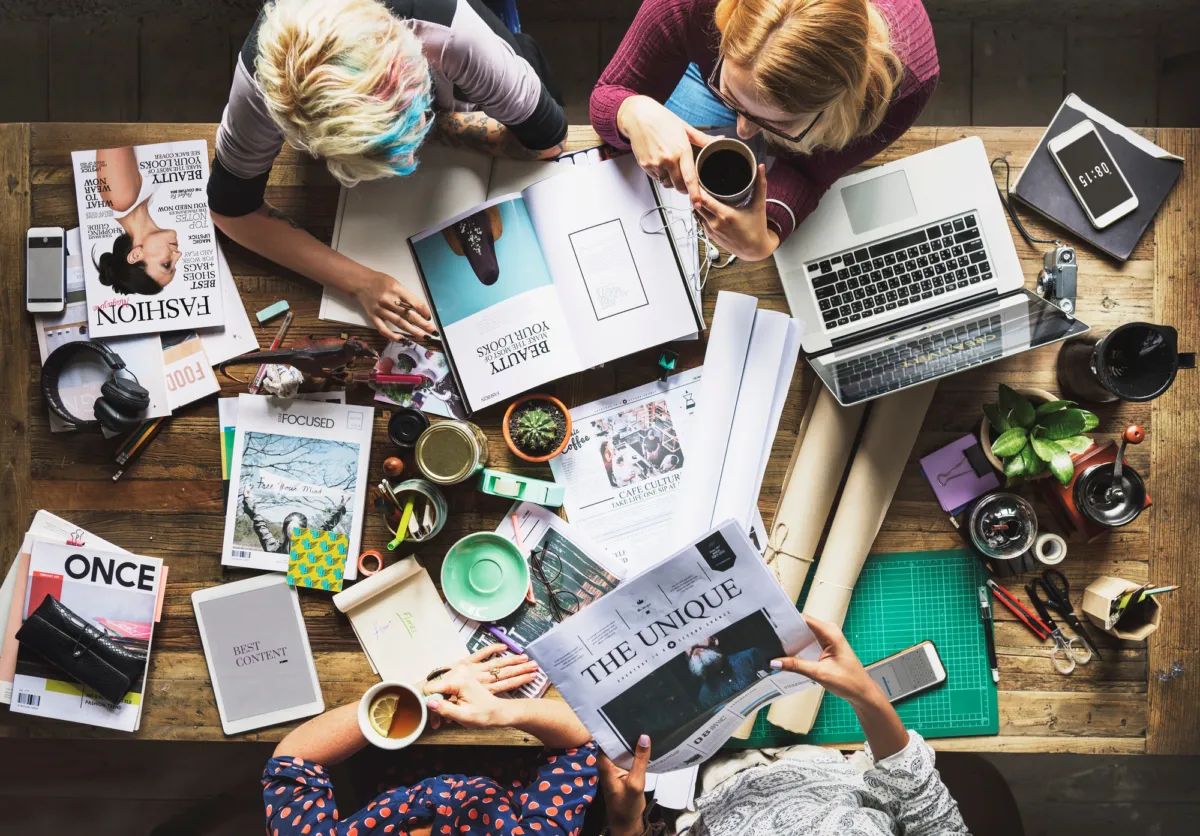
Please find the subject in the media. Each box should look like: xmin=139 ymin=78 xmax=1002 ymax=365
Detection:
xmin=768 ymin=381 xmax=938 ymax=734
xmin=729 ymin=381 xmax=866 ymax=740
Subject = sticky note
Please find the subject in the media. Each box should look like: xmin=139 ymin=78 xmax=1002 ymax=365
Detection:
xmin=287 ymin=527 xmax=349 ymax=592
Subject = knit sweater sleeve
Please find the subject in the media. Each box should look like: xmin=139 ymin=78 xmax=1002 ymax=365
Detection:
xmin=589 ymin=0 xmax=701 ymax=149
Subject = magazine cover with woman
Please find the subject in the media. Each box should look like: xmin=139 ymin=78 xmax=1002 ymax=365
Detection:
xmin=70 ymin=139 xmax=225 ymax=338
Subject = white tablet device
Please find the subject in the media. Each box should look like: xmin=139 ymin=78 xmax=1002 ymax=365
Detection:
xmin=192 ymin=574 xmax=325 ymax=735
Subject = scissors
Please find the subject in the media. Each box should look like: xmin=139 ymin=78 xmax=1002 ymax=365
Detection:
xmin=1025 ymin=570 xmax=1099 ymax=674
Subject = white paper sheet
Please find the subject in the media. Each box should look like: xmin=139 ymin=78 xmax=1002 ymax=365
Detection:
xmin=196 ymin=242 xmax=260 ymax=366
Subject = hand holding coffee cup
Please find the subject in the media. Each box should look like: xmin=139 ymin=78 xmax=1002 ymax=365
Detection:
xmin=695 ymin=137 xmax=758 ymax=207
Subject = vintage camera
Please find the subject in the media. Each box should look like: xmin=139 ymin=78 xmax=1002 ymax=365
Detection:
xmin=1037 ymin=245 xmax=1078 ymax=318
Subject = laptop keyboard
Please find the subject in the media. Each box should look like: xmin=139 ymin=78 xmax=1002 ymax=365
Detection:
xmin=834 ymin=314 xmax=1004 ymax=402
xmin=806 ymin=212 xmax=993 ymax=331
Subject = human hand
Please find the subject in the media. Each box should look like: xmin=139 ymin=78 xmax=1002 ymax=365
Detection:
xmin=421 ymin=645 xmax=540 ymax=729
xmin=694 ymin=164 xmax=778 ymax=261
xmin=616 ymin=95 xmax=711 ymax=206
xmin=597 ymin=735 xmax=651 ymax=836
xmin=354 ymin=269 xmax=437 ymax=342
xmin=422 ymin=669 xmax=516 ymax=730
xmin=771 ymin=615 xmax=880 ymax=705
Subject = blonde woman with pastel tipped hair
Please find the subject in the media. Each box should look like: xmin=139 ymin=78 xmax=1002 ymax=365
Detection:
xmin=592 ymin=0 xmax=940 ymax=262
xmin=210 ymin=0 xmax=567 ymax=341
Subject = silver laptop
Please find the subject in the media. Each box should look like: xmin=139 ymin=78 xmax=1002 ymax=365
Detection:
xmin=775 ymin=136 xmax=1089 ymax=405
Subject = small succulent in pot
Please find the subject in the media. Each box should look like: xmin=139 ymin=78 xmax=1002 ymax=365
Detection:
xmin=984 ymin=384 xmax=1098 ymax=486
xmin=503 ymin=394 xmax=572 ymax=463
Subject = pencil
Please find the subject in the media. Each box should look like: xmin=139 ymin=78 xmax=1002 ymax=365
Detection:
xmin=116 ymin=417 xmax=166 ymax=464
xmin=249 ymin=310 xmax=294 ymax=394
xmin=112 ymin=417 xmax=168 ymax=480
xmin=116 ymin=418 xmax=156 ymax=460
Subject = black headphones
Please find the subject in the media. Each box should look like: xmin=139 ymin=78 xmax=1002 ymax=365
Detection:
xmin=41 ymin=341 xmax=151 ymax=434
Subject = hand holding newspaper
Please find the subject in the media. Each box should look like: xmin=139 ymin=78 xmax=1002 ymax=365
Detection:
xmin=527 ymin=520 xmax=820 ymax=772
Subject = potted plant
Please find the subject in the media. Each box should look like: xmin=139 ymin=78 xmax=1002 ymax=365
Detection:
xmin=980 ymin=384 xmax=1098 ymax=486
xmin=503 ymin=394 xmax=572 ymax=463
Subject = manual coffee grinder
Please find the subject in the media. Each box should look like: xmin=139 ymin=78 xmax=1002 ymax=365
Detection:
xmin=1037 ymin=425 xmax=1151 ymax=541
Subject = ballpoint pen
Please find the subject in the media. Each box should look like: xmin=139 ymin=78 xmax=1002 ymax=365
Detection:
xmin=979 ymin=585 xmax=999 ymax=684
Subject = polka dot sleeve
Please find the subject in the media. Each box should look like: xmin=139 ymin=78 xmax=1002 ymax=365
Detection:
xmin=262 ymin=755 xmax=341 ymax=836
xmin=505 ymin=742 xmax=599 ymax=835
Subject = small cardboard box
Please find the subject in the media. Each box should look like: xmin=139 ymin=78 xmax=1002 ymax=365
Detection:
xmin=1082 ymin=575 xmax=1161 ymax=640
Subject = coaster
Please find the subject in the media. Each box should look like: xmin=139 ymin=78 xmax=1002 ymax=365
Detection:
xmin=287 ymin=527 xmax=349 ymax=592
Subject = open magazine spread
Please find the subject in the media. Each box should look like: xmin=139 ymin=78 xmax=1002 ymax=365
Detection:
xmin=11 ymin=539 xmax=162 ymax=732
xmin=448 ymin=502 xmax=626 ymax=698
xmin=71 ymin=139 xmax=225 ymax=338
xmin=409 ymin=154 xmax=701 ymax=413
xmin=222 ymin=395 xmax=372 ymax=579
xmin=528 ymin=520 xmax=819 ymax=772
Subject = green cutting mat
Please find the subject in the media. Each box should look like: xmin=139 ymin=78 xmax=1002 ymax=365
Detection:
xmin=726 ymin=548 xmax=998 ymax=747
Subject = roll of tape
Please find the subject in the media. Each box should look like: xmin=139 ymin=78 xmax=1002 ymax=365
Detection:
xmin=358 ymin=550 xmax=384 ymax=576
xmin=1034 ymin=532 xmax=1067 ymax=566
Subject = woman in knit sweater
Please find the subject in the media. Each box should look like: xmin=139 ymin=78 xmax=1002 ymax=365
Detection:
xmin=590 ymin=0 xmax=939 ymax=262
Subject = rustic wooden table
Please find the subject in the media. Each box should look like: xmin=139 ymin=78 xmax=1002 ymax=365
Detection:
xmin=1 ymin=124 xmax=1196 ymax=754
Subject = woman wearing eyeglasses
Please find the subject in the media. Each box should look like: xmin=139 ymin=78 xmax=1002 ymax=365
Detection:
xmin=591 ymin=0 xmax=938 ymax=262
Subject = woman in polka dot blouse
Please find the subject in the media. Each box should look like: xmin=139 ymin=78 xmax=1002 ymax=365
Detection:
xmin=262 ymin=646 xmax=598 ymax=836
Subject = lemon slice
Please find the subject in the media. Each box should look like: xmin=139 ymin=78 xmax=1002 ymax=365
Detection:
xmin=369 ymin=694 xmax=399 ymax=737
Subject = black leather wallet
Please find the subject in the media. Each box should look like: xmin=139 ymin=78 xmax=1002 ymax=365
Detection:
xmin=15 ymin=595 xmax=148 ymax=705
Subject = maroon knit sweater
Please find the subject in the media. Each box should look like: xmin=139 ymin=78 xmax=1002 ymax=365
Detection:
xmin=590 ymin=0 xmax=939 ymax=243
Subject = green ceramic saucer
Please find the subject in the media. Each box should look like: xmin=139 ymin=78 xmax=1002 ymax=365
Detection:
xmin=441 ymin=533 xmax=530 ymax=622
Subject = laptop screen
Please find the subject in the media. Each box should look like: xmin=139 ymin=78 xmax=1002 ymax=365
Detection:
xmin=810 ymin=290 xmax=1090 ymax=405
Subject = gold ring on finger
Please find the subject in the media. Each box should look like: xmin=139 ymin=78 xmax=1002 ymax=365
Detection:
xmin=489 ymin=666 xmax=502 ymax=682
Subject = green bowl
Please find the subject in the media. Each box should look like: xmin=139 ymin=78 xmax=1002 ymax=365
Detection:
xmin=441 ymin=532 xmax=530 ymax=622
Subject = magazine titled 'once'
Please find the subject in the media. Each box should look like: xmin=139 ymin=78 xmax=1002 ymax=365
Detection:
xmin=11 ymin=539 xmax=162 ymax=732
xmin=222 ymin=394 xmax=373 ymax=580
xmin=71 ymin=140 xmax=225 ymax=338
xmin=527 ymin=520 xmax=820 ymax=773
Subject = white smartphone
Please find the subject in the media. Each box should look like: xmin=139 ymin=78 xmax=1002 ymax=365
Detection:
xmin=26 ymin=226 xmax=67 ymax=314
xmin=865 ymin=640 xmax=947 ymax=703
xmin=1047 ymin=120 xmax=1139 ymax=229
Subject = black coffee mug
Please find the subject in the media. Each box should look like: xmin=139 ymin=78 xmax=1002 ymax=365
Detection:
xmin=1057 ymin=322 xmax=1194 ymax=403
xmin=695 ymin=138 xmax=757 ymax=206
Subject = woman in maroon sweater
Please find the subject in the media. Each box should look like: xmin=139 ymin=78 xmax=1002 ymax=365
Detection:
xmin=591 ymin=0 xmax=939 ymax=262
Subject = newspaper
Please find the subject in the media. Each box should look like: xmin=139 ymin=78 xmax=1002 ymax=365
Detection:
xmin=527 ymin=520 xmax=819 ymax=772
xmin=549 ymin=369 xmax=767 ymax=566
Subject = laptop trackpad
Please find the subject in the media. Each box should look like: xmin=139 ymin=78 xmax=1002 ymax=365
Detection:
xmin=841 ymin=170 xmax=917 ymax=235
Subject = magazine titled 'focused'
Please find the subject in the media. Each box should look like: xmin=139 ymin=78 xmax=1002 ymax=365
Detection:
xmin=71 ymin=140 xmax=225 ymax=338
xmin=222 ymin=395 xmax=373 ymax=580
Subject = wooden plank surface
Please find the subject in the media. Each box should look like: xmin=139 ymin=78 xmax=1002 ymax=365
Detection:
xmin=1147 ymin=128 xmax=1200 ymax=755
xmin=0 ymin=125 xmax=34 ymax=613
xmin=0 ymin=123 xmax=1192 ymax=754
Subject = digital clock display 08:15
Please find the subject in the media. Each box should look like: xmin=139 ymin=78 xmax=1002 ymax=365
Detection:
xmin=1054 ymin=130 xmax=1135 ymax=217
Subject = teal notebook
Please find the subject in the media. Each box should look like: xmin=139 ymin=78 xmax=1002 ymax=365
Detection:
xmin=726 ymin=548 xmax=999 ymax=747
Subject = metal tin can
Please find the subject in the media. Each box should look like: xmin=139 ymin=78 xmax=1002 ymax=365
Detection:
xmin=414 ymin=420 xmax=490 ymax=485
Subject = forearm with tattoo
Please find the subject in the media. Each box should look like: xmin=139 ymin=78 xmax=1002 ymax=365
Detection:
xmin=433 ymin=111 xmax=564 ymax=160
xmin=264 ymin=203 xmax=301 ymax=229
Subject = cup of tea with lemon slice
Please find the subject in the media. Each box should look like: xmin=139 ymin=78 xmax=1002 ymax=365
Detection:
xmin=358 ymin=681 xmax=430 ymax=749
